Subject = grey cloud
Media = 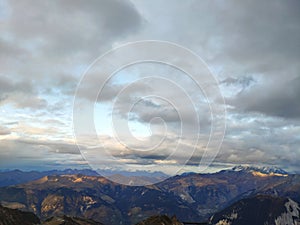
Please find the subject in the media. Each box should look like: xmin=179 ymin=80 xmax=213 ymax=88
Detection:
xmin=0 ymin=76 xmax=48 ymax=109
xmin=211 ymin=0 xmax=300 ymax=69
xmin=0 ymin=76 xmax=33 ymax=95
xmin=16 ymin=139 xmax=82 ymax=155
xmin=5 ymin=0 xmax=143 ymax=58
xmin=0 ymin=0 xmax=143 ymax=111
xmin=228 ymin=76 xmax=300 ymax=118
xmin=2 ymin=121 xmax=19 ymax=126
xmin=0 ymin=139 xmax=84 ymax=170
xmin=133 ymin=0 xmax=300 ymax=66
xmin=76 ymin=71 xmax=153 ymax=103
xmin=221 ymin=76 xmax=255 ymax=90
xmin=132 ymin=1 xmax=300 ymax=120
xmin=0 ymin=126 xmax=11 ymax=135
xmin=138 ymin=154 xmax=168 ymax=160
xmin=43 ymin=73 xmax=78 ymax=96
xmin=213 ymin=121 xmax=300 ymax=171
xmin=0 ymin=37 xmax=29 ymax=62
xmin=0 ymin=0 xmax=299 ymax=173
xmin=103 ymin=68 xmax=214 ymax=134
xmin=10 ymin=94 xmax=48 ymax=109
xmin=0 ymin=93 xmax=48 ymax=109
xmin=128 ymin=99 xmax=180 ymax=124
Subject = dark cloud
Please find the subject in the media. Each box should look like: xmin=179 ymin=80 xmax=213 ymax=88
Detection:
xmin=0 ymin=139 xmax=86 ymax=171
xmin=228 ymin=76 xmax=300 ymax=118
xmin=172 ymin=1 xmax=299 ymax=72
xmin=4 ymin=0 xmax=143 ymax=58
xmin=221 ymin=76 xmax=255 ymax=90
xmin=138 ymin=154 xmax=168 ymax=160
xmin=0 ymin=76 xmax=33 ymax=95
xmin=16 ymin=139 xmax=82 ymax=155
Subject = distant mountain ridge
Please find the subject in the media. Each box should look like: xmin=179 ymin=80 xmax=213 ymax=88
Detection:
xmin=0 ymin=169 xmax=167 ymax=187
xmin=230 ymin=165 xmax=289 ymax=175
xmin=0 ymin=165 xmax=290 ymax=187
xmin=0 ymin=169 xmax=99 ymax=187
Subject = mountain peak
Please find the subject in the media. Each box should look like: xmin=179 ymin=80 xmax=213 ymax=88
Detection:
xmin=231 ymin=165 xmax=288 ymax=175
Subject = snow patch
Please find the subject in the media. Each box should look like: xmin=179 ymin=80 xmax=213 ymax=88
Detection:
xmin=179 ymin=189 xmax=195 ymax=203
xmin=275 ymin=198 xmax=300 ymax=225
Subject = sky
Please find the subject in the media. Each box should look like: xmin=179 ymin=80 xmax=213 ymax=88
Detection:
xmin=0 ymin=0 xmax=300 ymax=174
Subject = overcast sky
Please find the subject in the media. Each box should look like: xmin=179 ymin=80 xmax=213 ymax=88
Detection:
xmin=0 ymin=0 xmax=299 ymax=174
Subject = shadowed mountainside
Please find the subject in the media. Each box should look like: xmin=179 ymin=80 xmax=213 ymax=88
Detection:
xmin=209 ymin=195 xmax=300 ymax=225
xmin=0 ymin=204 xmax=104 ymax=225
xmin=42 ymin=215 xmax=104 ymax=225
xmin=135 ymin=215 xmax=183 ymax=225
xmin=0 ymin=204 xmax=40 ymax=225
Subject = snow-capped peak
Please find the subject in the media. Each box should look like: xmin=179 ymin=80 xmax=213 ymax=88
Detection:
xmin=231 ymin=165 xmax=288 ymax=175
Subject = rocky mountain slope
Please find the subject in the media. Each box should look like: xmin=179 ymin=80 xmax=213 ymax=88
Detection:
xmin=0 ymin=204 xmax=104 ymax=225
xmin=0 ymin=204 xmax=40 ymax=225
xmin=209 ymin=195 xmax=300 ymax=225
xmin=42 ymin=215 xmax=103 ymax=225
xmin=135 ymin=215 xmax=183 ymax=225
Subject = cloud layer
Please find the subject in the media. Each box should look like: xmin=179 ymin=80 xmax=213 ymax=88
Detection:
xmin=0 ymin=0 xmax=299 ymax=173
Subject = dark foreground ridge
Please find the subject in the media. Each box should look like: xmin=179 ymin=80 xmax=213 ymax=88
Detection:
xmin=0 ymin=204 xmax=104 ymax=225
xmin=0 ymin=204 xmax=40 ymax=225
xmin=182 ymin=222 xmax=208 ymax=225
xmin=135 ymin=215 xmax=183 ymax=225
xmin=43 ymin=215 xmax=103 ymax=225
xmin=135 ymin=215 xmax=209 ymax=225
xmin=1 ymin=195 xmax=300 ymax=225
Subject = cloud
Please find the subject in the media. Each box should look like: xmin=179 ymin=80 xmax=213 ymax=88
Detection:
xmin=0 ymin=139 xmax=84 ymax=170
xmin=0 ymin=76 xmax=33 ymax=96
xmin=221 ymin=76 xmax=256 ymax=92
xmin=0 ymin=0 xmax=299 ymax=173
xmin=0 ymin=126 xmax=11 ymax=135
xmin=0 ymin=0 xmax=143 ymax=109
xmin=3 ymin=0 xmax=143 ymax=60
xmin=228 ymin=76 xmax=300 ymax=118
xmin=0 ymin=75 xmax=48 ymax=109
xmin=16 ymin=139 xmax=82 ymax=155
xmin=131 ymin=0 xmax=300 ymax=118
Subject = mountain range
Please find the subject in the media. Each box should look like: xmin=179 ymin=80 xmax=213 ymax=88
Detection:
xmin=1 ymin=195 xmax=299 ymax=225
xmin=0 ymin=169 xmax=166 ymax=187
xmin=0 ymin=166 xmax=299 ymax=225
